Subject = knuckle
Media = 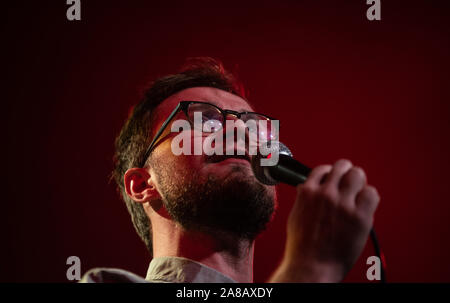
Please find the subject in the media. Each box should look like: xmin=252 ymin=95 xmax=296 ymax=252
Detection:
xmin=312 ymin=164 xmax=332 ymax=176
xmin=356 ymin=185 xmax=380 ymax=215
xmin=340 ymin=167 xmax=365 ymax=189
xmin=350 ymin=167 xmax=367 ymax=186
xmin=335 ymin=158 xmax=353 ymax=168
xmin=352 ymin=166 xmax=367 ymax=182
xmin=309 ymin=164 xmax=332 ymax=184
xmin=318 ymin=164 xmax=333 ymax=171
xmin=366 ymin=185 xmax=380 ymax=203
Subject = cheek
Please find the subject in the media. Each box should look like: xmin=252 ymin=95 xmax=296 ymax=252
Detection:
xmin=163 ymin=129 xmax=208 ymax=156
xmin=153 ymin=139 xmax=205 ymax=173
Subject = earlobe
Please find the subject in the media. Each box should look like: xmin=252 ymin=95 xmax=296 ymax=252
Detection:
xmin=124 ymin=168 xmax=157 ymax=203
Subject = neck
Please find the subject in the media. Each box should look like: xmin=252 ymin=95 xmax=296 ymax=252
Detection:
xmin=151 ymin=213 xmax=254 ymax=283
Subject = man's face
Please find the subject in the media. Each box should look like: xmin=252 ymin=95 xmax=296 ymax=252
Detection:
xmin=148 ymin=87 xmax=277 ymax=240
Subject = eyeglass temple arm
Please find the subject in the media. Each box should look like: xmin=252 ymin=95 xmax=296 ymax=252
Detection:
xmin=141 ymin=103 xmax=182 ymax=166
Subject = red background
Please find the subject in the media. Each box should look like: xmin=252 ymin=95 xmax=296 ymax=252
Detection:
xmin=2 ymin=0 xmax=450 ymax=282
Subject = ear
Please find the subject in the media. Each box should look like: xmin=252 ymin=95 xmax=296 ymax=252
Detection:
xmin=124 ymin=168 xmax=159 ymax=203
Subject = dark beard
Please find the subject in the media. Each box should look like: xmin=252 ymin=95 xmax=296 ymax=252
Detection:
xmin=152 ymin=161 xmax=276 ymax=241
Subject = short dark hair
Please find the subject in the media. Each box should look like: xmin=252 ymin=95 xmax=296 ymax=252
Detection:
xmin=112 ymin=57 xmax=247 ymax=255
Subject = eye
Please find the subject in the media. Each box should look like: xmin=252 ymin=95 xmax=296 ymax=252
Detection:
xmin=203 ymin=119 xmax=223 ymax=132
xmin=187 ymin=103 xmax=224 ymax=132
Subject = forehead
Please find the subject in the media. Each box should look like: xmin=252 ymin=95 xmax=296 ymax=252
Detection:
xmin=153 ymin=87 xmax=254 ymax=124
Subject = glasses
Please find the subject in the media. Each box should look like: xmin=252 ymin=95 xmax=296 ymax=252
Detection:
xmin=140 ymin=101 xmax=278 ymax=167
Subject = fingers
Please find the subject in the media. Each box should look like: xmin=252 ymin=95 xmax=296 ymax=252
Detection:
xmin=323 ymin=159 xmax=353 ymax=188
xmin=302 ymin=164 xmax=333 ymax=190
xmin=355 ymin=185 xmax=380 ymax=217
xmin=301 ymin=160 xmax=375 ymax=211
xmin=339 ymin=166 xmax=367 ymax=199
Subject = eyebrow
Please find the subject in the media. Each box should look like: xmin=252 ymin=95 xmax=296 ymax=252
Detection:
xmin=182 ymin=98 xmax=254 ymax=113
xmin=199 ymin=100 xmax=252 ymax=112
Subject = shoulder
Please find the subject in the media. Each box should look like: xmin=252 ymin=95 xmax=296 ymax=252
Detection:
xmin=80 ymin=267 xmax=149 ymax=283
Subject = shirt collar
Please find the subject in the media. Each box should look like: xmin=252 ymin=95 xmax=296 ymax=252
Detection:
xmin=145 ymin=256 xmax=237 ymax=283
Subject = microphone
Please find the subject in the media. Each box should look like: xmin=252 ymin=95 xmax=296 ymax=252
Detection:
xmin=251 ymin=141 xmax=311 ymax=186
xmin=251 ymin=141 xmax=387 ymax=282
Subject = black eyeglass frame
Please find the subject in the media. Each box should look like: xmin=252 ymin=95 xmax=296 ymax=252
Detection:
xmin=140 ymin=100 xmax=277 ymax=167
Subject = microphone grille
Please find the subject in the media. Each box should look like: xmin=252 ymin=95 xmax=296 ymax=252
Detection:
xmin=251 ymin=141 xmax=293 ymax=185
xmin=278 ymin=141 xmax=293 ymax=158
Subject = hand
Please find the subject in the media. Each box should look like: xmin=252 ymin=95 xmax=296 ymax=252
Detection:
xmin=269 ymin=159 xmax=380 ymax=282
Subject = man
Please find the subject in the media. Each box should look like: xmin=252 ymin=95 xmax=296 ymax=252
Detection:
xmin=81 ymin=57 xmax=379 ymax=283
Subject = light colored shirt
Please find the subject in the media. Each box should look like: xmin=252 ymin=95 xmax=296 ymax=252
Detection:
xmin=80 ymin=256 xmax=237 ymax=283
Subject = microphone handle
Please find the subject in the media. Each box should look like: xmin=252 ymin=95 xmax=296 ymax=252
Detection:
xmin=267 ymin=154 xmax=311 ymax=186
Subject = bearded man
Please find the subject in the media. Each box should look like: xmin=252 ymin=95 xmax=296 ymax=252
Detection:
xmin=81 ymin=57 xmax=379 ymax=283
